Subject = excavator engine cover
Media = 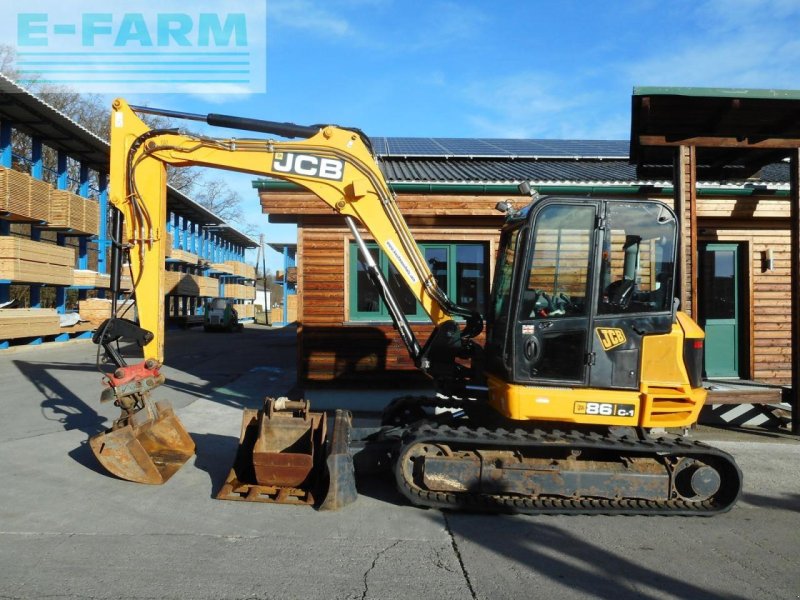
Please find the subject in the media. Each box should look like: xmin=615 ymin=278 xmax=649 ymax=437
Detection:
xmin=89 ymin=400 xmax=195 ymax=484
xmin=217 ymin=398 xmax=332 ymax=505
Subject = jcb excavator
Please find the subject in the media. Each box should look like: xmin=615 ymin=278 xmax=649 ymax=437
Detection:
xmin=90 ymin=98 xmax=742 ymax=515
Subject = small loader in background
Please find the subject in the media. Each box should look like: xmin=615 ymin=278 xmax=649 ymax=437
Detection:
xmin=203 ymin=298 xmax=242 ymax=332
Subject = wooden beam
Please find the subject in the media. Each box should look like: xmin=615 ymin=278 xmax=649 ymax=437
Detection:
xmin=789 ymin=149 xmax=800 ymax=435
xmin=673 ymin=145 xmax=696 ymax=315
xmin=640 ymin=135 xmax=800 ymax=149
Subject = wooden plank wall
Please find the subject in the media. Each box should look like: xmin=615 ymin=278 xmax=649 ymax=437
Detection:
xmin=297 ymin=215 xmax=501 ymax=382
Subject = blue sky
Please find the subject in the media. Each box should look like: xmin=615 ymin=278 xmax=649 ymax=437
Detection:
xmin=115 ymin=0 xmax=800 ymax=270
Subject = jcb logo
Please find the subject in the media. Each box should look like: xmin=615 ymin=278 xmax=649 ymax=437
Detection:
xmin=596 ymin=327 xmax=627 ymax=351
xmin=273 ymin=152 xmax=344 ymax=181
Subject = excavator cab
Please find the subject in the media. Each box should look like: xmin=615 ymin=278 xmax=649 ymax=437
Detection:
xmin=484 ymin=197 xmax=703 ymax=427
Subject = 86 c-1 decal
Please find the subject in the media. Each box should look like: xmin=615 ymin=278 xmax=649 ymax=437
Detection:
xmin=574 ymin=401 xmax=635 ymax=417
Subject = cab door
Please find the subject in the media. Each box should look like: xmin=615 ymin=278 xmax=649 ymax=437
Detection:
xmin=588 ymin=201 xmax=677 ymax=390
xmin=513 ymin=201 xmax=598 ymax=385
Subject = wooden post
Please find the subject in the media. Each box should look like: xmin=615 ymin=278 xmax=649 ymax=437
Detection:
xmin=790 ymin=150 xmax=800 ymax=435
xmin=673 ymin=145 xmax=697 ymax=315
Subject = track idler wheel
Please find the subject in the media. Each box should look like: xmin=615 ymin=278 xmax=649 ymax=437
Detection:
xmin=674 ymin=458 xmax=722 ymax=501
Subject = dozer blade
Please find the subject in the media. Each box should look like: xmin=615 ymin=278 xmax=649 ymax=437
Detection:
xmin=319 ymin=409 xmax=357 ymax=511
xmin=216 ymin=398 xmax=328 ymax=505
xmin=89 ymin=400 xmax=195 ymax=484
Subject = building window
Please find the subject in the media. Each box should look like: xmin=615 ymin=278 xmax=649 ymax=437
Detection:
xmin=348 ymin=242 xmax=488 ymax=321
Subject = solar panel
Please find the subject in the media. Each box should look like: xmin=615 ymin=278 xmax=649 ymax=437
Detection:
xmin=435 ymin=138 xmax=511 ymax=156
xmin=386 ymin=137 xmax=447 ymax=155
xmin=373 ymin=137 xmax=629 ymax=158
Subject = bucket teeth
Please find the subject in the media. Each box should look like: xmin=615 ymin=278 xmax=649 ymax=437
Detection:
xmin=89 ymin=401 xmax=195 ymax=484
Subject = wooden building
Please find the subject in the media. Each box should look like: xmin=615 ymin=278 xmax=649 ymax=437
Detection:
xmin=256 ymin=133 xmax=794 ymax=389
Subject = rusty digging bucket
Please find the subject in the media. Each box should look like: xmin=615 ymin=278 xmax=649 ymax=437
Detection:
xmin=217 ymin=398 xmax=356 ymax=508
xmin=89 ymin=400 xmax=195 ymax=484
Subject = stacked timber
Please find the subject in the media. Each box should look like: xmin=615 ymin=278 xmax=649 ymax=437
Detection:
xmin=163 ymin=272 xmax=218 ymax=296
xmin=0 ymin=237 xmax=74 ymax=285
xmin=72 ymin=270 xmax=111 ymax=288
xmin=211 ymin=262 xmax=235 ymax=274
xmin=170 ymin=248 xmax=199 ymax=264
xmin=0 ymin=166 xmax=52 ymax=222
xmin=233 ymin=303 xmax=255 ymax=318
xmin=225 ymin=283 xmax=256 ymax=300
xmin=164 ymin=271 xmax=199 ymax=296
xmin=78 ymin=298 xmax=136 ymax=328
xmin=286 ymin=294 xmax=298 ymax=322
xmin=0 ymin=308 xmax=61 ymax=338
xmin=49 ymin=190 xmax=99 ymax=234
xmin=29 ymin=178 xmax=51 ymax=222
xmin=225 ymin=260 xmax=256 ymax=279
xmin=197 ymin=275 xmax=218 ymax=297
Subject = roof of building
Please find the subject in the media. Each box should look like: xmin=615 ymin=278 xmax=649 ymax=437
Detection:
xmin=631 ymin=86 xmax=800 ymax=180
xmin=0 ymin=74 xmax=256 ymax=248
xmin=376 ymin=154 xmax=789 ymax=186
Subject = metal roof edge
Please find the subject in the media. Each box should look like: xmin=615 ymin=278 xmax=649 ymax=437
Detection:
xmin=633 ymin=86 xmax=800 ymax=101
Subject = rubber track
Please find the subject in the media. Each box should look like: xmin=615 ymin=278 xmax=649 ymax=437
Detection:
xmin=393 ymin=419 xmax=743 ymax=516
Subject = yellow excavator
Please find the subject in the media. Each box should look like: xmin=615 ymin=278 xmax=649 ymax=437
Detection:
xmin=89 ymin=98 xmax=742 ymax=514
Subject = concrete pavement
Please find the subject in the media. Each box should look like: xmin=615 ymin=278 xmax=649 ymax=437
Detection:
xmin=0 ymin=325 xmax=798 ymax=600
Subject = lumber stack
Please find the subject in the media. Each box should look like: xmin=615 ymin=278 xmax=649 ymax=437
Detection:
xmin=197 ymin=275 xmax=218 ymax=297
xmin=211 ymin=262 xmax=235 ymax=274
xmin=0 ymin=166 xmax=52 ymax=222
xmin=29 ymin=178 xmax=52 ymax=222
xmin=0 ymin=237 xmax=74 ymax=285
xmin=78 ymin=298 xmax=136 ymax=328
xmin=0 ymin=308 xmax=61 ymax=338
xmin=286 ymin=294 xmax=298 ymax=322
xmin=225 ymin=283 xmax=256 ymax=300
xmin=72 ymin=269 xmax=111 ymax=288
xmin=225 ymin=260 xmax=256 ymax=279
xmin=49 ymin=190 xmax=100 ymax=234
xmin=165 ymin=271 xmax=199 ymax=296
xmin=233 ymin=303 xmax=255 ymax=318
xmin=170 ymin=248 xmax=199 ymax=264
xmin=163 ymin=272 xmax=218 ymax=296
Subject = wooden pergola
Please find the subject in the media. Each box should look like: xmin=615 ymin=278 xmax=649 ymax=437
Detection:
xmin=630 ymin=87 xmax=800 ymax=434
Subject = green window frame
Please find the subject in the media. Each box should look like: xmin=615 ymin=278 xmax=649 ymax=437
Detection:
xmin=348 ymin=242 xmax=488 ymax=322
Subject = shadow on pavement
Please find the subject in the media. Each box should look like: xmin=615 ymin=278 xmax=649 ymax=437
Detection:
xmin=13 ymin=359 xmax=107 ymax=437
xmin=440 ymin=513 xmax=752 ymax=600
xmin=742 ymin=491 xmax=800 ymax=512
xmin=191 ymin=432 xmax=241 ymax=498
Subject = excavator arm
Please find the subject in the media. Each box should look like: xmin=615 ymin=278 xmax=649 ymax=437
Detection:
xmin=107 ymin=98 xmax=480 ymax=375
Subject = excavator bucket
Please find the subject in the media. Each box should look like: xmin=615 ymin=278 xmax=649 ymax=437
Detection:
xmin=89 ymin=400 xmax=195 ymax=484
xmin=217 ymin=398 xmax=328 ymax=505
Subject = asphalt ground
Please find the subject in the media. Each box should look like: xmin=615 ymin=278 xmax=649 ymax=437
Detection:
xmin=0 ymin=325 xmax=798 ymax=600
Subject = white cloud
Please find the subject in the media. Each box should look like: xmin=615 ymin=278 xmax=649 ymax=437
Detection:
xmin=269 ymin=0 xmax=352 ymax=37
xmin=462 ymin=73 xmax=617 ymax=139
xmin=623 ymin=0 xmax=800 ymax=88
